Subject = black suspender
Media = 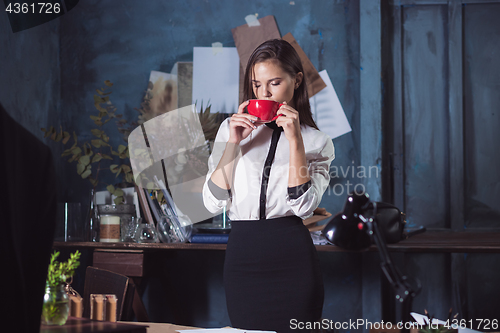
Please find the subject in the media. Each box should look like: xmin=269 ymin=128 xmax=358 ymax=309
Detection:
xmin=259 ymin=127 xmax=282 ymax=219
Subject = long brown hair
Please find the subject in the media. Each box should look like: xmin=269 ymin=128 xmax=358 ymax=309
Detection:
xmin=243 ymin=39 xmax=319 ymax=130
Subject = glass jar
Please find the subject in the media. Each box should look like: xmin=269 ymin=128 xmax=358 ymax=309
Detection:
xmin=41 ymin=283 xmax=70 ymax=325
xmin=121 ymin=216 xmax=141 ymax=242
xmin=135 ymin=223 xmax=159 ymax=243
xmin=97 ymin=204 xmax=135 ymax=242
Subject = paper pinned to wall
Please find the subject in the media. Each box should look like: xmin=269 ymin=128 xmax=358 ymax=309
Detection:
xmin=211 ymin=42 xmax=223 ymax=55
xmin=231 ymin=15 xmax=280 ymax=70
xmin=282 ymin=32 xmax=326 ymax=98
xmin=192 ymin=47 xmax=240 ymax=113
xmin=147 ymin=70 xmax=178 ymax=119
xmin=309 ymin=69 xmax=352 ymax=140
xmin=245 ymin=14 xmax=260 ymax=26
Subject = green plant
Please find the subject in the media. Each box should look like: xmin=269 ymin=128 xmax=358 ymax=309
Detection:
xmin=42 ymin=80 xmax=222 ymax=205
xmin=46 ymin=250 xmax=81 ymax=288
xmin=42 ymin=251 xmax=81 ymax=325
xmin=196 ymin=101 xmax=222 ymax=143
xmin=42 ymin=80 xmax=134 ymax=204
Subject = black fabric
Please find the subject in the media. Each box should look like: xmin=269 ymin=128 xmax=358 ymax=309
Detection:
xmin=207 ymin=177 xmax=231 ymax=200
xmin=0 ymin=103 xmax=57 ymax=333
xmin=264 ymin=120 xmax=284 ymax=131
xmin=224 ymin=216 xmax=324 ymax=332
xmin=259 ymin=127 xmax=282 ymax=219
xmin=288 ymin=180 xmax=312 ymax=200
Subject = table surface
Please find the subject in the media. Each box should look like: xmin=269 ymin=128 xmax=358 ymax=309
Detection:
xmin=40 ymin=317 xmax=149 ymax=333
xmin=53 ymin=230 xmax=500 ymax=253
xmin=120 ymin=321 xmax=197 ymax=333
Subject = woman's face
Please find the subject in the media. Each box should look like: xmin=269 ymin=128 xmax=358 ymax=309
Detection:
xmin=251 ymin=59 xmax=302 ymax=107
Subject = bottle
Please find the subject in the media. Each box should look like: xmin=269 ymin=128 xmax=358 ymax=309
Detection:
xmin=86 ymin=189 xmax=100 ymax=242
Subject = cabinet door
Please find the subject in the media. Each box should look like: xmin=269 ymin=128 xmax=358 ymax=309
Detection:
xmin=383 ymin=0 xmax=500 ymax=324
xmin=385 ymin=0 xmax=500 ymax=230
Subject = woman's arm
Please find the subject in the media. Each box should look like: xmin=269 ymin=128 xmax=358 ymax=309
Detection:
xmin=286 ymin=135 xmax=334 ymax=219
xmin=210 ymin=100 xmax=259 ymax=190
xmin=288 ymin=135 xmax=310 ymax=188
xmin=275 ymin=102 xmax=311 ymax=187
xmin=209 ymin=142 xmax=240 ymax=190
xmin=276 ymin=103 xmax=334 ymax=218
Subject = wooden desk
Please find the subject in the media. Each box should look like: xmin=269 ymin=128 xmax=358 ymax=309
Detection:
xmin=52 ymin=231 xmax=500 ymax=327
xmin=40 ymin=317 xmax=148 ymax=333
xmin=120 ymin=321 xmax=196 ymax=333
xmin=53 ymin=230 xmax=500 ymax=253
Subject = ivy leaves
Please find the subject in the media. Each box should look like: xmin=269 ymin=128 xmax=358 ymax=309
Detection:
xmin=41 ymin=80 xmax=134 ymax=201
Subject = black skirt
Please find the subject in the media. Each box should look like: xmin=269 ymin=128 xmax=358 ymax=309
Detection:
xmin=224 ymin=216 xmax=324 ymax=332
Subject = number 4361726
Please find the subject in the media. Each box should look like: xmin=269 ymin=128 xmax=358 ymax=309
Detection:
xmin=5 ymin=3 xmax=61 ymax=14
xmin=444 ymin=318 xmax=498 ymax=330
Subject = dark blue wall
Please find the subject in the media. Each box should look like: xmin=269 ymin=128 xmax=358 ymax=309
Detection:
xmin=2 ymin=0 xmax=500 ymax=330
xmin=55 ymin=0 xmax=361 ymax=212
xmin=1 ymin=0 xmax=365 ymax=328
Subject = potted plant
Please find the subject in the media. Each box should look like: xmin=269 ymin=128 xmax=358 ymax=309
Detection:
xmin=41 ymin=250 xmax=81 ymax=325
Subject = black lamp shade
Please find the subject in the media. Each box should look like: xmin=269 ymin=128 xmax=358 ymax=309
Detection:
xmin=322 ymin=212 xmax=371 ymax=251
xmin=322 ymin=192 xmax=372 ymax=251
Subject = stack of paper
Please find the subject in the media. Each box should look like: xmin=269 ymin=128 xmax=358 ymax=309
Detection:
xmin=178 ymin=328 xmax=276 ymax=333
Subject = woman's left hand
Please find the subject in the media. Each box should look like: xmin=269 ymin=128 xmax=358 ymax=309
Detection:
xmin=275 ymin=102 xmax=302 ymax=142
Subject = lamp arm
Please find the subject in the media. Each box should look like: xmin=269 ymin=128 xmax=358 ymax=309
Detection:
xmin=362 ymin=212 xmax=418 ymax=328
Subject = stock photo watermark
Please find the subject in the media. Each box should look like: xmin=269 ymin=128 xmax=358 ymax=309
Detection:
xmin=327 ymin=162 xmax=380 ymax=197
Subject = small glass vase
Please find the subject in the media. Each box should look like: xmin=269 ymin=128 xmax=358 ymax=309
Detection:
xmin=135 ymin=223 xmax=159 ymax=243
xmin=41 ymin=283 xmax=70 ymax=325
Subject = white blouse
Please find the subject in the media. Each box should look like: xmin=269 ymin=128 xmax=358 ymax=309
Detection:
xmin=202 ymin=117 xmax=335 ymax=220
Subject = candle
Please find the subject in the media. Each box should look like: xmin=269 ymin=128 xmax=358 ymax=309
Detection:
xmin=91 ymin=295 xmax=104 ymax=320
xmin=100 ymin=215 xmax=120 ymax=242
xmin=70 ymin=295 xmax=82 ymax=317
xmin=106 ymin=295 xmax=117 ymax=322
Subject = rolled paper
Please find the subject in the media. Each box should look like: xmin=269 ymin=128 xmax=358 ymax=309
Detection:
xmin=92 ymin=295 xmax=104 ymax=320
xmin=73 ymin=296 xmax=82 ymax=318
xmin=69 ymin=295 xmax=83 ymax=317
xmin=100 ymin=215 xmax=120 ymax=242
xmin=106 ymin=295 xmax=117 ymax=322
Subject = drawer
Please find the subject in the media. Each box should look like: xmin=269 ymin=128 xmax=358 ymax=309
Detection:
xmin=93 ymin=250 xmax=144 ymax=277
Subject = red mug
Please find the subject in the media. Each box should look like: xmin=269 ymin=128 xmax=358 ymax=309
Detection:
xmin=246 ymin=99 xmax=284 ymax=122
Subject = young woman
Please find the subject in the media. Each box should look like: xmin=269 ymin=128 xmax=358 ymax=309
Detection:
xmin=202 ymin=39 xmax=334 ymax=332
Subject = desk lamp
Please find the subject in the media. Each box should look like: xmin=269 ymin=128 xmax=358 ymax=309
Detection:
xmin=323 ymin=192 xmax=420 ymax=332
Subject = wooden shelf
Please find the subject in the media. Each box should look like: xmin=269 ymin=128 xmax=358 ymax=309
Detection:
xmin=53 ymin=230 xmax=500 ymax=253
xmin=53 ymin=241 xmax=228 ymax=251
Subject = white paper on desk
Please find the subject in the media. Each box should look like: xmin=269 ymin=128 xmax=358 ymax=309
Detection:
xmin=178 ymin=329 xmax=276 ymax=333
xmin=411 ymin=312 xmax=482 ymax=333
xmin=411 ymin=312 xmax=447 ymax=326
xmin=192 ymin=47 xmax=240 ymax=114
xmin=309 ymin=69 xmax=352 ymax=140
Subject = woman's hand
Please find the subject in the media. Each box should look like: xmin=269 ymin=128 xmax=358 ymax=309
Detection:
xmin=275 ymin=102 xmax=302 ymax=143
xmin=277 ymin=102 xmax=309 ymax=187
xmin=228 ymin=100 xmax=260 ymax=144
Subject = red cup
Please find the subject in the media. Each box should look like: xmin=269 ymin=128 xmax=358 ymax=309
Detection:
xmin=246 ymin=99 xmax=284 ymax=122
